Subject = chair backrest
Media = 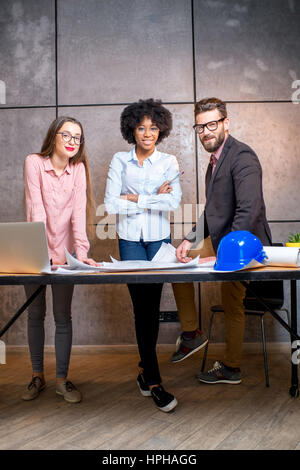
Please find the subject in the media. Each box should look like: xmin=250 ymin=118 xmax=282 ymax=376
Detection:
xmin=244 ymin=280 xmax=284 ymax=311
xmin=244 ymin=242 xmax=284 ymax=311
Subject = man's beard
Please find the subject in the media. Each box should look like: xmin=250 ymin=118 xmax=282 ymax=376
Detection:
xmin=200 ymin=130 xmax=225 ymax=153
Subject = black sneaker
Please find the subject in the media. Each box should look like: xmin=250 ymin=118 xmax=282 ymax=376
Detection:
xmin=137 ymin=373 xmax=151 ymax=397
xmin=196 ymin=361 xmax=242 ymax=384
xmin=150 ymin=385 xmax=178 ymax=412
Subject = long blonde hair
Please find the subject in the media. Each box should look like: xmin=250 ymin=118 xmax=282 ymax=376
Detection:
xmin=39 ymin=116 xmax=95 ymax=239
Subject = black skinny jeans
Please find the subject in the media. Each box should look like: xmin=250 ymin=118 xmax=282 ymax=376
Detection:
xmin=118 ymin=236 xmax=171 ymax=386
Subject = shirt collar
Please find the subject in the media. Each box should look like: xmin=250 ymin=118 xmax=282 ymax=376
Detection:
xmin=211 ymin=135 xmax=228 ymax=161
xmin=131 ymin=146 xmax=159 ymax=164
xmin=44 ymin=157 xmax=72 ymax=174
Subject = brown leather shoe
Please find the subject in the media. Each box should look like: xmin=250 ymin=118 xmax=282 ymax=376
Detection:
xmin=56 ymin=380 xmax=82 ymax=403
xmin=22 ymin=376 xmax=46 ymax=401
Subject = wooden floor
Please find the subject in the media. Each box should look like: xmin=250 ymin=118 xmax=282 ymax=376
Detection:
xmin=1 ymin=344 xmax=300 ymax=450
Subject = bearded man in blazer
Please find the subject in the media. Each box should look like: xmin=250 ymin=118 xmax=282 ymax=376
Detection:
xmin=171 ymin=97 xmax=272 ymax=384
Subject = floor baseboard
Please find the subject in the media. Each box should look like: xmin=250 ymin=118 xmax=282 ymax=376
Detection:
xmin=4 ymin=342 xmax=291 ymax=355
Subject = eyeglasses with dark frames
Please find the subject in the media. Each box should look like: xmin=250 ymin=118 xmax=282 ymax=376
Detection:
xmin=135 ymin=126 xmax=160 ymax=135
xmin=193 ymin=118 xmax=225 ymax=134
xmin=57 ymin=131 xmax=84 ymax=146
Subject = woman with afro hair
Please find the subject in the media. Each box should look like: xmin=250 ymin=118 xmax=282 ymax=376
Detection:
xmin=105 ymin=98 xmax=182 ymax=412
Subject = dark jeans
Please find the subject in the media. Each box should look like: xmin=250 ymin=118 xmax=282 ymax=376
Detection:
xmin=118 ymin=236 xmax=171 ymax=386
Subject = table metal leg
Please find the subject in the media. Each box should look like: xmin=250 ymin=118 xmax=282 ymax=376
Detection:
xmin=289 ymin=280 xmax=299 ymax=398
xmin=0 ymin=285 xmax=46 ymax=338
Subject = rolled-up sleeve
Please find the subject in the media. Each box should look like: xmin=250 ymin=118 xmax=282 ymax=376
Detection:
xmin=137 ymin=182 xmax=181 ymax=211
xmin=71 ymin=163 xmax=90 ymax=259
xmin=24 ymin=155 xmax=47 ymax=224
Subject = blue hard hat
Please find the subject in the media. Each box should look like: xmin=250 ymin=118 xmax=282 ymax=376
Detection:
xmin=214 ymin=230 xmax=266 ymax=271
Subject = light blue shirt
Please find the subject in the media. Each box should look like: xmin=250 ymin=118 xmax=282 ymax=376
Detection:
xmin=104 ymin=147 xmax=182 ymax=241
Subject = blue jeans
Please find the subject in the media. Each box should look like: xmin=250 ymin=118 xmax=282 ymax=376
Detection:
xmin=119 ymin=236 xmax=171 ymax=386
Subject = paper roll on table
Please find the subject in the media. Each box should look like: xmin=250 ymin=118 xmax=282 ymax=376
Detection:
xmin=263 ymin=246 xmax=300 ymax=267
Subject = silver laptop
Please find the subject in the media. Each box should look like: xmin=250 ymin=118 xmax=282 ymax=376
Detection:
xmin=0 ymin=222 xmax=51 ymax=273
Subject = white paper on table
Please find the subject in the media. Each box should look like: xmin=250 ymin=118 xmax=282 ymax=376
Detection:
xmin=41 ymin=249 xmax=105 ymax=274
xmin=41 ymin=266 xmax=93 ymax=275
xmin=64 ymin=249 xmax=104 ymax=271
xmin=110 ymin=243 xmax=178 ymax=264
xmin=151 ymin=243 xmax=178 ymax=263
xmin=263 ymin=246 xmax=300 ymax=267
xmin=183 ymin=258 xmax=265 ymax=273
xmin=110 ymin=243 xmax=192 ymax=266
xmin=182 ymin=264 xmax=215 ymax=273
xmin=42 ymin=243 xmax=274 ymax=275
xmin=99 ymin=256 xmax=200 ymax=271
xmin=42 ymin=248 xmax=201 ymax=274
xmin=240 ymin=259 xmax=265 ymax=270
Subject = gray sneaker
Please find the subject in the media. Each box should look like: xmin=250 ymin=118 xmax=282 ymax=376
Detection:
xmin=22 ymin=376 xmax=46 ymax=401
xmin=56 ymin=380 xmax=82 ymax=403
xmin=171 ymin=329 xmax=208 ymax=363
xmin=196 ymin=361 xmax=242 ymax=384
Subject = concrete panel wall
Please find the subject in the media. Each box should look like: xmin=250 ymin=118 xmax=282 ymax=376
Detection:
xmin=0 ymin=108 xmax=56 ymax=221
xmin=0 ymin=0 xmax=55 ymax=106
xmin=194 ymin=0 xmax=300 ymax=101
xmin=57 ymin=0 xmax=194 ymax=104
xmin=0 ymin=0 xmax=299 ymax=346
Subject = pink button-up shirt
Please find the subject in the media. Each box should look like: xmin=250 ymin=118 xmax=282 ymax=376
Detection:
xmin=24 ymin=154 xmax=90 ymax=263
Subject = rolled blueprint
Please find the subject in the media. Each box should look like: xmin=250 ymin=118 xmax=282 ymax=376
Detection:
xmin=263 ymin=246 xmax=300 ymax=267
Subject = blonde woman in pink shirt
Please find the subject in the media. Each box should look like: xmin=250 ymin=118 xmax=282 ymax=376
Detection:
xmin=22 ymin=116 xmax=98 ymax=404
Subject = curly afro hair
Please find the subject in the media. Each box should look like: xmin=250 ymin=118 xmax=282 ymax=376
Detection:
xmin=120 ymin=98 xmax=172 ymax=145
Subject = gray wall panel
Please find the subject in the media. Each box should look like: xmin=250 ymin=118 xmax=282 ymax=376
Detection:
xmin=57 ymin=0 xmax=194 ymax=104
xmin=226 ymin=102 xmax=300 ymax=221
xmin=0 ymin=0 xmax=55 ymax=107
xmin=269 ymin=222 xmax=300 ymax=245
xmin=159 ymin=104 xmax=197 ymax=209
xmin=194 ymin=0 xmax=300 ymax=101
xmin=194 ymin=102 xmax=300 ymax=224
xmin=59 ymin=105 xmax=130 ymax=223
xmin=0 ymin=108 xmax=56 ymax=222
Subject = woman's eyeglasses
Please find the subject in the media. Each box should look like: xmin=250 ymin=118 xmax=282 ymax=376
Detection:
xmin=57 ymin=131 xmax=84 ymax=146
xmin=135 ymin=126 xmax=160 ymax=135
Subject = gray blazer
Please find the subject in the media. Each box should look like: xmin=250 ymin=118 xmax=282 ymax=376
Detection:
xmin=185 ymin=134 xmax=272 ymax=252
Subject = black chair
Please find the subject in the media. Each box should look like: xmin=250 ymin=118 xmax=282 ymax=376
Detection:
xmin=201 ymin=279 xmax=290 ymax=387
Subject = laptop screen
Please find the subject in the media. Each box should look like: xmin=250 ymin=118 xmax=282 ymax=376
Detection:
xmin=0 ymin=222 xmax=50 ymax=273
